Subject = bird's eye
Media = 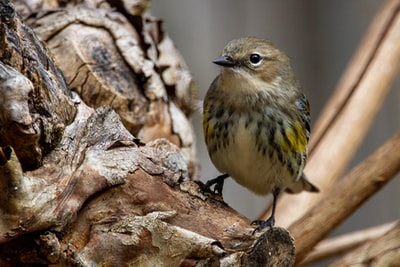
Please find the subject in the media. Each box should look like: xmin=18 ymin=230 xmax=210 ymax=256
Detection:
xmin=249 ymin=53 xmax=262 ymax=66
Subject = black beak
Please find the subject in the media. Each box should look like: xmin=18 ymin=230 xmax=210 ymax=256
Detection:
xmin=212 ymin=56 xmax=236 ymax=67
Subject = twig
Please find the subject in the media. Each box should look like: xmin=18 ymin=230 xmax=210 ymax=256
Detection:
xmin=328 ymin=222 xmax=400 ymax=266
xmin=300 ymin=221 xmax=398 ymax=265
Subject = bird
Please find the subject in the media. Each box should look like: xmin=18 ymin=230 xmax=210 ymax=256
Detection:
xmin=202 ymin=37 xmax=319 ymax=232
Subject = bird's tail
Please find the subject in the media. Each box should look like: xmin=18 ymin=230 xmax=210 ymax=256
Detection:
xmin=285 ymin=173 xmax=319 ymax=194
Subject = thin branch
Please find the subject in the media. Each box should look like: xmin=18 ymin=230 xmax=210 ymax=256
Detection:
xmin=328 ymin=222 xmax=400 ymax=266
xmin=300 ymin=221 xmax=398 ymax=265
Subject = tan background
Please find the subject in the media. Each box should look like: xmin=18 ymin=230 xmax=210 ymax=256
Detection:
xmin=151 ymin=1 xmax=400 ymax=263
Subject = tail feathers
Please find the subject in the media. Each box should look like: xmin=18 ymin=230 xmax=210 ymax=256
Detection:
xmin=285 ymin=173 xmax=319 ymax=194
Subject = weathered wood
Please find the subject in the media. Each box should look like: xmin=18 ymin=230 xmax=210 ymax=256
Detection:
xmin=0 ymin=2 xmax=77 ymax=170
xmin=32 ymin=6 xmax=198 ymax=177
xmin=0 ymin=103 xmax=294 ymax=265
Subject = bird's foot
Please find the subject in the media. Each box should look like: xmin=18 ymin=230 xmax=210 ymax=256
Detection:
xmin=197 ymin=174 xmax=229 ymax=195
xmin=251 ymin=217 xmax=275 ymax=234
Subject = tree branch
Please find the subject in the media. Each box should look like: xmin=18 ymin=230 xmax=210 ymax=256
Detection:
xmin=300 ymin=221 xmax=398 ymax=265
xmin=328 ymin=222 xmax=400 ymax=267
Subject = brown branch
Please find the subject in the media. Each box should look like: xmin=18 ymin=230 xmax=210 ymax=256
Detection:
xmin=328 ymin=222 xmax=400 ymax=267
xmin=288 ymin=131 xmax=400 ymax=263
xmin=300 ymin=221 xmax=398 ymax=265
xmin=258 ymin=0 xmax=400 ymax=228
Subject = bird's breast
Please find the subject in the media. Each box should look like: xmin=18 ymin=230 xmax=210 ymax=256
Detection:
xmin=207 ymin=116 xmax=293 ymax=195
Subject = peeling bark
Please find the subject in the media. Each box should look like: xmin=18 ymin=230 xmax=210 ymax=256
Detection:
xmin=0 ymin=104 xmax=294 ymax=265
xmin=0 ymin=3 xmax=77 ymax=170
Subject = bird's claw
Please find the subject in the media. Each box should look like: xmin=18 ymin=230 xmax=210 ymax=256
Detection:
xmin=251 ymin=218 xmax=274 ymax=234
xmin=198 ymin=174 xmax=229 ymax=195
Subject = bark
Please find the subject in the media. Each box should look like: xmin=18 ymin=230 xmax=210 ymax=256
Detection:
xmin=0 ymin=0 xmax=294 ymax=266
xmin=0 ymin=5 xmax=77 ymax=170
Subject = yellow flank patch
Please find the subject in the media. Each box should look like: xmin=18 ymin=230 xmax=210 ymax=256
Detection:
xmin=280 ymin=121 xmax=307 ymax=152
xmin=203 ymin=110 xmax=213 ymax=138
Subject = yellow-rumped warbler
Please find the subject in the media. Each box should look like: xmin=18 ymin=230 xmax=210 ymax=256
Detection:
xmin=203 ymin=37 xmax=319 ymax=231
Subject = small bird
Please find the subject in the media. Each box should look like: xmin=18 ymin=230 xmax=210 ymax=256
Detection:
xmin=203 ymin=37 xmax=319 ymax=232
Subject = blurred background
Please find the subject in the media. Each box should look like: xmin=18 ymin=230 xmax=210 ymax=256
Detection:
xmin=151 ymin=0 xmax=399 ymax=264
